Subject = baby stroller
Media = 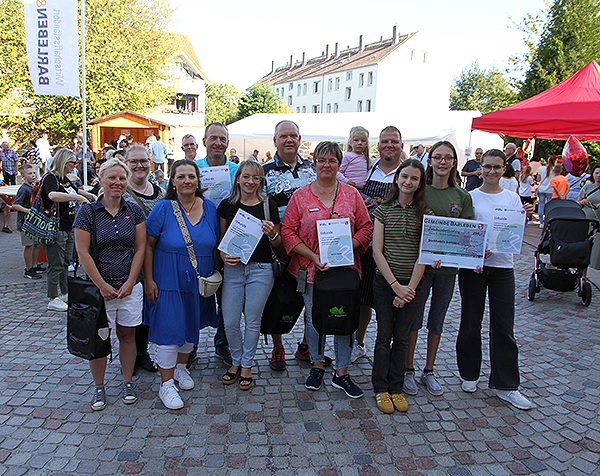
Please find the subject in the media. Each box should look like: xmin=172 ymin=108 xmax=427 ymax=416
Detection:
xmin=528 ymin=199 xmax=598 ymax=306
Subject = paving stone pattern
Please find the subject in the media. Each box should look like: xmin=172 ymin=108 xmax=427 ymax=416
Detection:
xmin=0 ymin=223 xmax=599 ymax=475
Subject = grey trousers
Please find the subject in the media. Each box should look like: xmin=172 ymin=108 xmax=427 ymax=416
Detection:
xmin=42 ymin=231 xmax=74 ymax=299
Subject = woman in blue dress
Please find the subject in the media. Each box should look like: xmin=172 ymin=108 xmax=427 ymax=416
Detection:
xmin=143 ymin=159 xmax=219 ymax=410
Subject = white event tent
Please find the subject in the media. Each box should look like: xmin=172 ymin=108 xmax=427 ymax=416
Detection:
xmin=227 ymin=111 xmax=503 ymax=169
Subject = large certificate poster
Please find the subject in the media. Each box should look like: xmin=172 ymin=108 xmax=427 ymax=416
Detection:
xmin=218 ymin=209 xmax=264 ymax=264
xmin=317 ymin=218 xmax=354 ymax=267
xmin=419 ymin=216 xmax=488 ymax=269
xmin=198 ymin=166 xmax=231 ymax=206
xmin=489 ymin=207 xmax=527 ymax=254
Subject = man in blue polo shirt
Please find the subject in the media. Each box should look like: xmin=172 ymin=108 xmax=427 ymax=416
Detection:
xmin=189 ymin=123 xmax=238 ymax=368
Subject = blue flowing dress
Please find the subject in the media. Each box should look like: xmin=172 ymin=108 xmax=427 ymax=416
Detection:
xmin=145 ymin=199 xmax=219 ymax=345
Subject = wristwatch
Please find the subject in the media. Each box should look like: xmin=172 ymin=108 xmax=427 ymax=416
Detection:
xmin=269 ymin=232 xmax=279 ymax=241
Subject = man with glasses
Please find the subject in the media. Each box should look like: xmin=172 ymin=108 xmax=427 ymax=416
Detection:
xmin=189 ymin=123 xmax=238 ymax=367
xmin=461 ymin=147 xmax=483 ymax=191
xmin=410 ymin=141 xmax=428 ymax=168
xmin=181 ymin=134 xmax=202 ymax=161
xmin=504 ymin=143 xmax=520 ymax=172
xmin=263 ymin=120 xmax=318 ymax=371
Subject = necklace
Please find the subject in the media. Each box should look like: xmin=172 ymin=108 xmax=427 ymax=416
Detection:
xmin=180 ymin=198 xmax=197 ymax=215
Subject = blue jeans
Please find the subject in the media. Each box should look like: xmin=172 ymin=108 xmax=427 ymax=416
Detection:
xmin=371 ymin=274 xmax=422 ymax=394
xmin=538 ymin=192 xmax=552 ymax=225
xmin=303 ymin=283 xmax=353 ymax=370
xmin=222 ymin=262 xmax=274 ymax=368
xmin=213 ymin=287 xmax=228 ymax=350
xmin=457 ymin=267 xmax=520 ymax=390
xmin=412 ymin=272 xmax=456 ymax=335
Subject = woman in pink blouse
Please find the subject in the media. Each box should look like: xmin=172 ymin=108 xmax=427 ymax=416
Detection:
xmin=282 ymin=141 xmax=373 ymax=398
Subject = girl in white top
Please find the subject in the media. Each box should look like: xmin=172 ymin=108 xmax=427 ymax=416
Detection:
xmin=457 ymin=149 xmax=533 ymax=411
xmin=337 ymin=126 xmax=370 ymax=188
xmin=518 ymin=165 xmax=535 ymax=205
xmin=536 ymin=156 xmax=556 ymax=227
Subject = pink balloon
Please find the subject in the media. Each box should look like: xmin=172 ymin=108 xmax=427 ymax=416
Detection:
xmin=562 ymin=136 xmax=588 ymax=176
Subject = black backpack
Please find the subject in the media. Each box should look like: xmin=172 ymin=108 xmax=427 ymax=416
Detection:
xmin=260 ymin=271 xmax=304 ymax=337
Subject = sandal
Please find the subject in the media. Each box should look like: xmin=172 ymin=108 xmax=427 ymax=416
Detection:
xmin=239 ymin=375 xmax=253 ymax=391
xmin=222 ymin=367 xmax=241 ymax=385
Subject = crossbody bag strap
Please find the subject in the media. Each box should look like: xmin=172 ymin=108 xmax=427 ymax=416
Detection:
xmin=263 ymin=199 xmax=278 ymax=261
xmin=171 ymin=200 xmax=200 ymax=278
xmin=126 ymin=186 xmax=151 ymax=217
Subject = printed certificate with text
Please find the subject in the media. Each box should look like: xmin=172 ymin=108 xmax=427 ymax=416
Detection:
xmin=317 ymin=218 xmax=355 ymax=267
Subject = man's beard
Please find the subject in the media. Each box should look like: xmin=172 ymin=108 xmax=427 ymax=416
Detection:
xmin=383 ymin=154 xmax=396 ymax=162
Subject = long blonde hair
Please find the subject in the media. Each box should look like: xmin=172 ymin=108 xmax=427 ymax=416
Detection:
xmin=347 ymin=126 xmax=370 ymax=169
xmin=520 ymin=165 xmax=532 ymax=183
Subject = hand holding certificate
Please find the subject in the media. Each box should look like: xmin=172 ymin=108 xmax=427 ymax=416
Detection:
xmin=419 ymin=216 xmax=488 ymax=269
xmin=218 ymin=209 xmax=264 ymax=264
xmin=488 ymin=207 xmax=526 ymax=254
xmin=317 ymin=218 xmax=354 ymax=267
xmin=198 ymin=166 xmax=231 ymax=206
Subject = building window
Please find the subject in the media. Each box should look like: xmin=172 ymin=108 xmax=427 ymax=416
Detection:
xmin=297 ymin=84 xmax=301 ymax=96
xmin=276 ymin=88 xmax=279 ymax=95
xmin=296 ymin=107 xmax=300 ymax=113
xmin=302 ymin=106 xmax=306 ymax=113
xmin=303 ymin=83 xmax=307 ymax=96
xmin=422 ymin=51 xmax=428 ymax=63
xmin=313 ymin=81 xmax=321 ymax=93
xmin=288 ymin=96 xmax=292 ymax=106
xmin=334 ymin=103 xmax=339 ymax=113
xmin=289 ymin=82 xmax=293 ymax=90
xmin=367 ymin=71 xmax=373 ymax=86
xmin=312 ymin=105 xmax=320 ymax=113
xmin=335 ymin=77 xmax=340 ymax=90
xmin=410 ymin=49 xmax=415 ymax=61
xmin=326 ymin=103 xmax=331 ymax=113
xmin=346 ymin=71 xmax=353 ymax=81
xmin=366 ymin=99 xmax=372 ymax=112
xmin=345 ymin=87 xmax=351 ymax=100
xmin=281 ymin=90 xmax=284 ymax=98
xmin=359 ymin=73 xmax=364 ymax=87
xmin=357 ymin=101 xmax=362 ymax=112
xmin=328 ymin=79 xmax=333 ymax=91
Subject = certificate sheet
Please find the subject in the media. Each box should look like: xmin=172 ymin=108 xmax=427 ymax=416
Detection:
xmin=218 ymin=209 xmax=264 ymax=265
xmin=198 ymin=166 xmax=231 ymax=206
xmin=419 ymin=216 xmax=488 ymax=269
xmin=489 ymin=207 xmax=526 ymax=254
xmin=317 ymin=218 xmax=355 ymax=267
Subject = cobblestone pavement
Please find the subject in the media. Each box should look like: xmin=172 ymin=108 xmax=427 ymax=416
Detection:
xmin=1 ymin=222 xmax=599 ymax=476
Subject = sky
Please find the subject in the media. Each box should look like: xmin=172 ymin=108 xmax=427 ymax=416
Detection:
xmin=173 ymin=0 xmax=549 ymax=92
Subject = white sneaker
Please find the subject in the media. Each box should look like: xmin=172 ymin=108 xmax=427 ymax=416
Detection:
xmin=461 ymin=379 xmax=478 ymax=393
xmin=59 ymin=293 xmax=68 ymax=303
xmin=351 ymin=340 xmax=367 ymax=363
xmin=159 ymin=381 xmax=184 ymax=410
xmin=497 ymin=390 xmax=533 ymax=410
xmin=48 ymin=297 xmax=68 ymax=312
xmin=174 ymin=366 xmax=195 ymax=390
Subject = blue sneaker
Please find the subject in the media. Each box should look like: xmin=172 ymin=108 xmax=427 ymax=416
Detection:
xmin=305 ymin=368 xmax=325 ymax=391
xmin=420 ymin=371 xmax=444 ymax=396
xmin=403 ymin=370 xmax=418 ymax=395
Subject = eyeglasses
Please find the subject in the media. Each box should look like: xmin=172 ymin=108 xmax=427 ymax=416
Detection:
xmin=240 ymin=174 xmax=262 ymax=183
xmin=431 ymin=155 xmax=454 ymax=163
xmin=315 ymin=159 xmax=339 ymax=165
xmin=67 ymin=160 xmax=77 ymax=164
xmin=481 ymin=164 xmax=504 ymax=172
xmin=474 ymin=152 xmax=483 ymax=155
xmin=127 ymin=159 xmax=149 ymax=166
xmin=182 ymin=143 xmax=197 ymax=149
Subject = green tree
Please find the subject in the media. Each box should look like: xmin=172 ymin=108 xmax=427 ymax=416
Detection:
xmin=449 ymin=61 xmax=518 ymax=114
xmin=0 ymin=0 xmax=176 ymax=147
xmin=205 ymin=83 xmax=239 ymax=125
xmin=520 ymin=0 xmax=600 ymax=99
xmin=237 ymin=82 xmax=280 ymax=120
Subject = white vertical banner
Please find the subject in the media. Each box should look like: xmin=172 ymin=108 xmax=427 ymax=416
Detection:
xmin=23 ymin=0 xmax=80 ymax=97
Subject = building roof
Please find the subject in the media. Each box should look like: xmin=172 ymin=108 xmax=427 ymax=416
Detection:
xmin=88 ymin=110 xmax=174 ymax=127
xmin=259 ymin=32 xmax=417 ymax=85
xmin=168 ymin=32 xmax=210 ymax=82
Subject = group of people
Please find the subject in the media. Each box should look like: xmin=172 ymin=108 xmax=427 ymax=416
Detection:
xmin=12 ymin=120 xmax=543 ymax=415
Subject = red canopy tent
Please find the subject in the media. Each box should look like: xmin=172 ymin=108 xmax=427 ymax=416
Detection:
xmin=471 ymin=60 xmax=600 ymax=140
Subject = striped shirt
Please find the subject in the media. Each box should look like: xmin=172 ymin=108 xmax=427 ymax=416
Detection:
xmin=373 ymin=200 xmax=432 ymax=283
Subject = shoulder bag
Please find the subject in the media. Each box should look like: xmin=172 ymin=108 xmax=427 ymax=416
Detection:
xmin=22 ymin=173 xmax=59 ymax=244
xmin=171 ymin=200 xmax=222 ymax=297
xmin=67 ymin=205 xmax=112 ymax=360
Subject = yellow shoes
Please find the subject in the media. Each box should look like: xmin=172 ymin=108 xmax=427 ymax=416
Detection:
xmin=391 ymin=394 xmax=409 ymax=412
xmin=375 ymin=392 xmax=394 ymax=414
